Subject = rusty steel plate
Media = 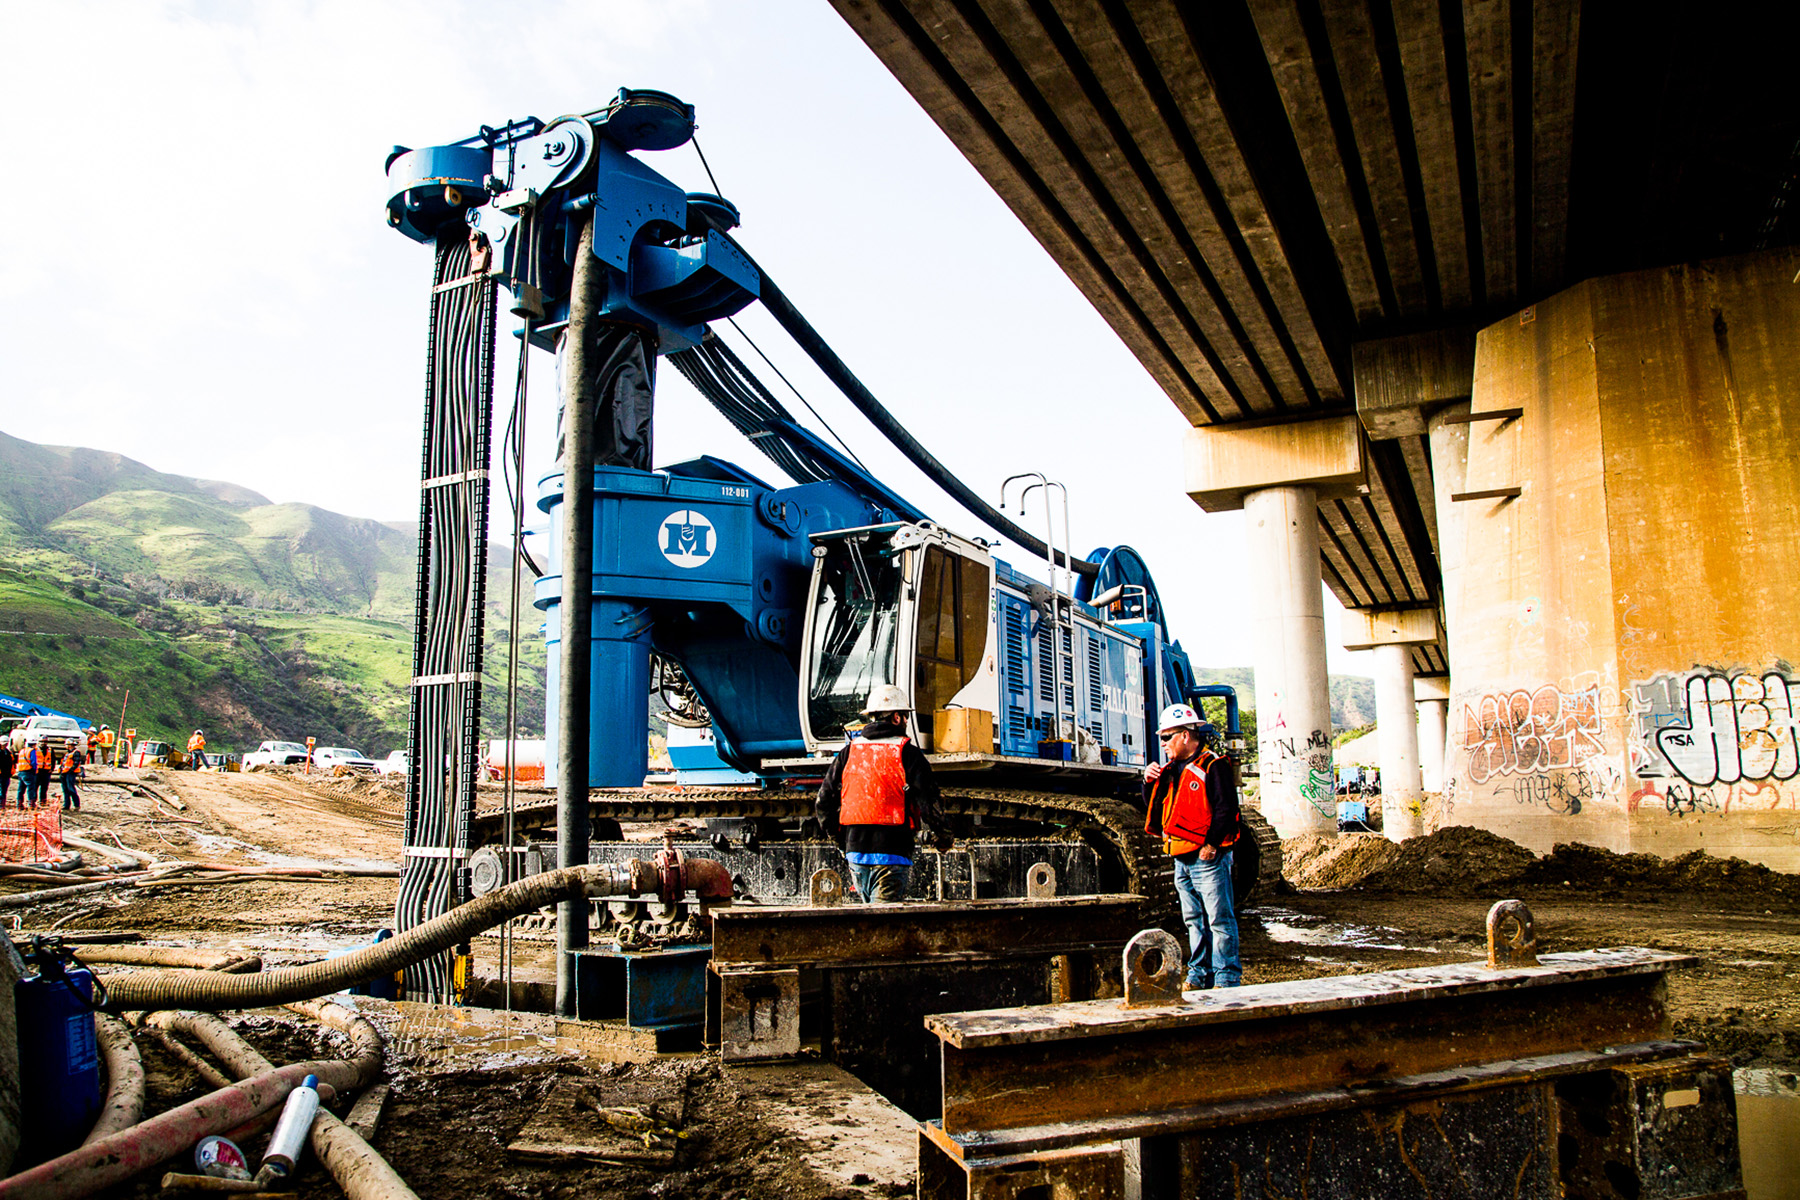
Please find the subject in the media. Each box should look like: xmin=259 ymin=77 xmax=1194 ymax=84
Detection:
xmin=709 ymin=894 xmax=1146 ymax=971
xmin=928 ymin=948 xmax=1696 ymax=1134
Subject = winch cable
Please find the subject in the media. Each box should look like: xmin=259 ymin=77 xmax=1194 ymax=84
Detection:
xmin=669 ymin=336 xmax=924 ymax=520
xmin=499 ymin=309 xmax=533 ymax=1013
xmin=396 ymin=224 xmax=497 ymax=1002
xmin=499 ymin=209 xmax=543 ymax=580
xmin=731 ymin=243 xmax=1100 ymax=578
xmin=668 ymin=338 xmax=822 ymax=485
xmin=723 ymin=315 xmax=871 ymax=474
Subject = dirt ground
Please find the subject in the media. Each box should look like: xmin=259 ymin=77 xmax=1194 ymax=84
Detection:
xmin=5 ymin=768 xmax=1797 ymax=1197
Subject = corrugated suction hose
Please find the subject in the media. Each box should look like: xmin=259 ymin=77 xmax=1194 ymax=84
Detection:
xmin=100 ymin=860 xmax=730 ymax=1011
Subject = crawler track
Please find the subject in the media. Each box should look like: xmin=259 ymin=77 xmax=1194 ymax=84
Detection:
xmin=472 ymin=787 xmax=1281 ymax=926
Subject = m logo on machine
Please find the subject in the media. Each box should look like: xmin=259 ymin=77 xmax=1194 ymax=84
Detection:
xmin=659 ymin=510 xmax=716 ymax=569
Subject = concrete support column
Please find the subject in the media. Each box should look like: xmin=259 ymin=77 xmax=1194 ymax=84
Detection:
xmin=1372 ymin=644 xmax=1422 ymax=840
xmin=1344 ymin=609 xmax=1440 ymax=840
xmin=1186 ymin=413 xmax=1363 ymax=840
xmin=1415 ymin=675 xmax=1450 ymax=795
xmin=1244 ymin=485 xmax=1337 ymax=838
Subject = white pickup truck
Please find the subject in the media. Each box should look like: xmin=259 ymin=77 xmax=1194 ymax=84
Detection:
xmin=9 ymin=714 xmax=87 ymax=761
xmin=243 ymin=740 xmax=310 ymax=769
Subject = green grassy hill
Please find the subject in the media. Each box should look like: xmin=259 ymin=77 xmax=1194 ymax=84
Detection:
xmin=0 ymin=432 xmax=543 ymax=754
xmin=1190 ymin=665 xmax=1377 ymax=732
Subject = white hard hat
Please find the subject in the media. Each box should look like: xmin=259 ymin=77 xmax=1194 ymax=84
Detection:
xmin=861 ymin=684 xmax=911 ymax=714
xmin=1156 ymin=703 xmax=1202 ymax=734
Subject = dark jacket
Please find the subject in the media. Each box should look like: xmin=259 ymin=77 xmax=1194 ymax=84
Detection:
xmin=816 ymin=726 xmax=947 ymax=860
xmin=1143 ymin=749 xmax=1241 ymax=856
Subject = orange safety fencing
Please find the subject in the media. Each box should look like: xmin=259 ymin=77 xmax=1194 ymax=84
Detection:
xmin=0 ymin=805 xmax=64 ymax=863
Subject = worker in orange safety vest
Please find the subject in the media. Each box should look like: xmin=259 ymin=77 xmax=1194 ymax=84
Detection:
xmin=1144 ymin=703 xmax=1242 ymax=990
xmin=814 ymin=685 xmax=951 ymax=903
xmin=187 ymin=729 xmax=207 ymax=770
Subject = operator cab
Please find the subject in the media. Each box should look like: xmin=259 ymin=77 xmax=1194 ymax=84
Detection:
xmin=799 ymin=522 xmax=996 ymax=753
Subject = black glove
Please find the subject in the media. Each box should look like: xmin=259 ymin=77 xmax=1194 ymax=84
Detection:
xmin=931 ymin=830 xmax=954 ymax=853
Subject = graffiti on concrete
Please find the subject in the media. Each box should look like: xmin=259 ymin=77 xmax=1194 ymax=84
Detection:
xmin=1267 ymin=728 xmax=1335 ymax=817
xmin=1493 ymin=769 xmax=1618 ymax=815
xmin=1631 ymin=670 xmax=1800 ymax=787
xmin=1462 ymin=685 xmax=1608 ymax=784
xmin=1629 ymin=776 xmax=1797 ymax=818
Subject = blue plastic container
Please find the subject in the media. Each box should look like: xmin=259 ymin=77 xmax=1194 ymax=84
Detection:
xmin=15 ymin=965 xmax=101 ymax=1162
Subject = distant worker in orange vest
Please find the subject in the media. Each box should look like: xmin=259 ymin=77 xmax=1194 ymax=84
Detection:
xmin=95 ymin=725 xmax=115 ymax=761
xmin=59 ymin=745 xmax=85 ymax=812
xmin=187 ymin=729 xmax=207 ymax=770
xmin=815 ymin=685 xmax=951 ymax=903
xmin=20 ymin=743 xmax=49 ymax=808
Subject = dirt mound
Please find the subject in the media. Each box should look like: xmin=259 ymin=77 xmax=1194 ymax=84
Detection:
xmin=1357 ymin=826 xmax=1539 ymax=893
xmin=1526 ymin=843 xmax=1800 ymax=905
xmin=1282 ymin=833 xmax=1401 ymax=889
xmin=1283 ymin=826 xmax=1536 ymax=894
xmin=1281 ymin=825 xmax=1800 ymax=907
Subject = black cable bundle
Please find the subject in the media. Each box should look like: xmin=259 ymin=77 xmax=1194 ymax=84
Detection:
xmin=396 ymin=226 xmax=498 ymax=1002
xmin=668 ymin=337 xmax=837 ymax=486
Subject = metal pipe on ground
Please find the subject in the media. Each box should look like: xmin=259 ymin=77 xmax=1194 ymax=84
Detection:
xmin=0 ymin=875 xmax=154 ymax=909
xmin=81 ymin=1016 xmax=144 ymax=1146
xmin=60 ymin=835 xmax=154 ymax=868
xmin=0 ymin=1007 xmax=382 ymax=1200
xmin=144 ymin=1027 xmax=234 ymax=1089
xmin=97 ymin=860 xmax=722 ymax=1011
xmin=343 ymin=1084 xmax=389 ymax=1143
xmin=80 ymin=947 xmax=250 ymax=971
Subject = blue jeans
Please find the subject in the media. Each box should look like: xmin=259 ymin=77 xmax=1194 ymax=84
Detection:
xmin=1174 ymin=849 xmax=1240 ymax=988
xmin=848 ymin=861 xmax=910 ymax=903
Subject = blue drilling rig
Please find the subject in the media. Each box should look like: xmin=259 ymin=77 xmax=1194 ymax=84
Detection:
xmin=384 ymin=90 xmax=1258 ymax=1006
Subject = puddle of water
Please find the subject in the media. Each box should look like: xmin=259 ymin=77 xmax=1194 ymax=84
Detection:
xmin=1737 ymin=1068 xmax=1800 ymax=1200
xmin=1255 ymin=907 xmax=1436 ymax=953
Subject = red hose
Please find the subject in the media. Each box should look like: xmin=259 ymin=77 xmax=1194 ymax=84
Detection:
xmin=0 ymin=1044 xmax=377 ymax=1199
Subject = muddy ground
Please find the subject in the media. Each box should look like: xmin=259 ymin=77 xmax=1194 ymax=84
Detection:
xmin=5 ymin=767 xmax=1797 ymax=1197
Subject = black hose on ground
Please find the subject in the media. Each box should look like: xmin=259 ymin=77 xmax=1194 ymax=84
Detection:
xmin=99 ymin=862 xmax=662 ymax=1011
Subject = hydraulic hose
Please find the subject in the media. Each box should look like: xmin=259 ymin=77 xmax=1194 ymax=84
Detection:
xmin=150 ymin=1007 xmax=422 ymax=1200
xmin=746 ymin=259 xmax=1099 ymax=579
xmin=99 ymin=860 xmax=728 ymax=1011
xmin=0 ymin=1009 xmax=383 ymax=1200
xmin=81 ymin=1016 xmax=144 ymax=1147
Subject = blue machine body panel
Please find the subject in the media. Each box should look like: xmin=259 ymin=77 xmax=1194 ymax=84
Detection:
xmin=538 ymin=461 xmax=891 ymax=785
xmin=666 ymin=726 xmax=759 ymax=785
xmin=537 ymin=455 xmax=1210 ymax=785
xmin=990 ymin=564 xmax=1149 ymax=766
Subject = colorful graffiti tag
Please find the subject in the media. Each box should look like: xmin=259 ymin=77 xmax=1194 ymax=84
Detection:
xmin=1462 ymin=685 xmax=1608 ymax=784
xmin=1264 ymin=728 xmax=1335 ymax=817
xmin=1634 ymin=671 xmax=1800 ymax=786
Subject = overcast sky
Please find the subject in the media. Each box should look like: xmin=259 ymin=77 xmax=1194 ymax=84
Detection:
xmin=0 ymin=0 xmax=1373 ymax=675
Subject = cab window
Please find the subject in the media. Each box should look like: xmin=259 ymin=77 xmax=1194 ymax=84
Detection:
xmin=913 ymin=547 xmax=990 ymax=717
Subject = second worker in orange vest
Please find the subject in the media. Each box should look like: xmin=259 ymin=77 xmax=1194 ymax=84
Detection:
xmin=815 ymin=685 xmax=951 ymax=903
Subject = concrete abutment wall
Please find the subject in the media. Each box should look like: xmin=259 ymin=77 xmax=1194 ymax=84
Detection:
xmin=1440 ymin=249 xmax=1800 ymax=870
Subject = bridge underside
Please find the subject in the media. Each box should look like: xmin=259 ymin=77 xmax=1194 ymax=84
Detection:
xmin=834 ymin=0 xmax=1800 ymax=864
